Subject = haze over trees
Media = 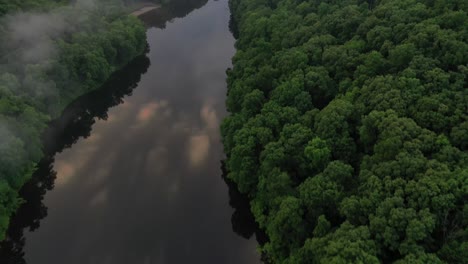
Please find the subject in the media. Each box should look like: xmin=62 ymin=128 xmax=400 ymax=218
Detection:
xmin=222 ymin=0 xmax=467 ymax=262
xmin=0 ymin=0 xmax=147 ymax=240
xmin=0 ymin=53 xmax=150 ymax=263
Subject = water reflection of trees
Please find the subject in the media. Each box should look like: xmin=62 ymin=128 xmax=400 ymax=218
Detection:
xmin=0 ymin=54 xmax=150 ymax=264
xmin=222 ymin=4 xmax=267 ymax=263
xmin=221 ymin=162 xmax=269 ymax=263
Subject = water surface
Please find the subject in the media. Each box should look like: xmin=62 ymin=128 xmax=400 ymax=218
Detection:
xmin=0 ymin=1 xmax=261 ymax=263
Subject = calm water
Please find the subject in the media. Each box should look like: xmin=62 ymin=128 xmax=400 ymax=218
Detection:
xmin=0 ymin=1 xmax=262 ymax=263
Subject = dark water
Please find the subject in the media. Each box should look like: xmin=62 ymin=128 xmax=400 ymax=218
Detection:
xmin=0 ymin=1 xmax=262 ymax=263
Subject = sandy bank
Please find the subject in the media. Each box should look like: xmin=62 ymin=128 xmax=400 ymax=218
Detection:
xmin=131 ymin=4 xmax=160 ymax=17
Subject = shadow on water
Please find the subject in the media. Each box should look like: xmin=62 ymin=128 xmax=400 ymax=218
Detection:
xmin=220 ymin=6 xmax=268 ymax=263
xmin=0 ymin=54 xmax=150 ymax=264
xmin=221 ymin=161 xmax=270 ymax=263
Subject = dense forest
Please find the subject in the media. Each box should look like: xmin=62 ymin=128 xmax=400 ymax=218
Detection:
xmin=0 ymin=53 xmax=150 ymax=263
xmin=0 ymin=0 xmax=66 ymax=16
xmin=222 ymin=0 xmax=467 ymax=263
xmin=0 ymin=0 xmax=147 ymax=240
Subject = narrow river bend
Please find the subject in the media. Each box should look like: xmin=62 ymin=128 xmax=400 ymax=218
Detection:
xmin=0 ymin=1 xmax=261 ymax=263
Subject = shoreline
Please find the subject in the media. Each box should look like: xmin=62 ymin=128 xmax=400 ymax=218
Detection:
xmin=130 ymin=4 xmax=161 ymax=17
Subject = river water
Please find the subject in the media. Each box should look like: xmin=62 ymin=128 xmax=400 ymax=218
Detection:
xmin=0 ymin=1 xmax=262 ymax=263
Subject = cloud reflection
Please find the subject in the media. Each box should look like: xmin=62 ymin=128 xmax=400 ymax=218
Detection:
xmin=89 ymin=188 xmax=108 ymax=207
xmin=54 ymin=160 xmax=76 ymax=186
xmin=200 ymin=102 xmax=219 ymax=133
xmin=186 ymin=102 xmax=221 ymax=168
xmin=137 ymin=100 xmax=169 ymax=123
xmin=54 ymin=138 xmax=99 ymax=186
xmin=188 ymin=134 xmax=211 ymax=167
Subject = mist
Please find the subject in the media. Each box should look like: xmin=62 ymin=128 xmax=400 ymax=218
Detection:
xmin=0 ymin=4 xmax=89 ymax=146
xmin=0 ymin=0 xmax=137 ymax=178
xmin=0 ymin=0 xmax=122 ymax=65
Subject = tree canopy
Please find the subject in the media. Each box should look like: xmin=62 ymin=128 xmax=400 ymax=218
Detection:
xmin=0 ymin=0 xmax=147 ymax=240
xmin=223 ymin=0 xmax=467 ymax=262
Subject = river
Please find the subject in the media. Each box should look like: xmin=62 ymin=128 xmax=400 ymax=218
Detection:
xmin=0 ymin=0 xmax=262 ymax=263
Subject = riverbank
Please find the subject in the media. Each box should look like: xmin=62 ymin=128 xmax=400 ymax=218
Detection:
xmin=0 ymin=2 xmax=147 ymax=241
xmin=130 ymin=3 xmax=160 ymax=17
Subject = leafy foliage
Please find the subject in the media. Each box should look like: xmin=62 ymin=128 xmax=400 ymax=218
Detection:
xmin=223 ymin=0 xmax=467 ymax=262
xmin=0 ymin=0 xmax=66 ymax=16
xmin=0 ymin=0 xmax=147 ymax=240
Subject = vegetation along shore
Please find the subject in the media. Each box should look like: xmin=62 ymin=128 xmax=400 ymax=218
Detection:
xmin=0 ymin=0 xmax=148 ymax=240
xmin=222 ymin=0 xmax=467 ymax=262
